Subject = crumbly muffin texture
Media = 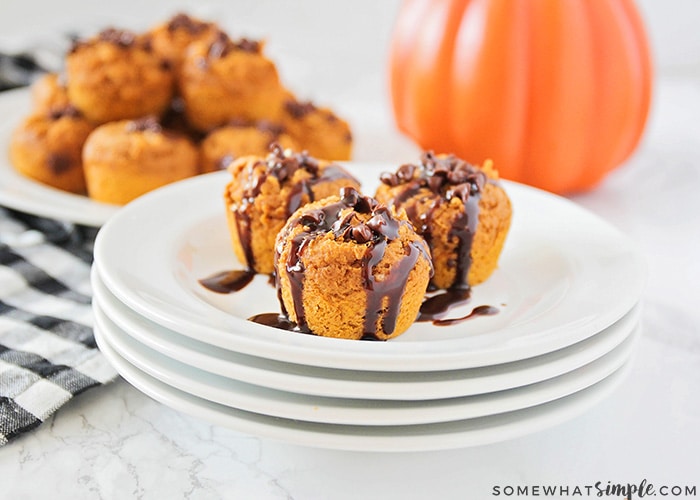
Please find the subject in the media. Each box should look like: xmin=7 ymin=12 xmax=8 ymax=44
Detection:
xmin=66 ymin=28 xmax=175 ymax=124
xmin=275 ymin=187 xmax=432 ymax=340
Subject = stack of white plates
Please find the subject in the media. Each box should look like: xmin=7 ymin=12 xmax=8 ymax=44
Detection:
xmin=91 ymin=165 xmax=646 ymax=452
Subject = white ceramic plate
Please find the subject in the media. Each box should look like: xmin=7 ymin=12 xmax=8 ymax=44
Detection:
xmin=0 ymin=88 xmax=118 ymax=226
xmin=94 ymin=169 xmax=646 ymax=371
xmin=93 ymin=265 xmax=640 ymax=401
xmin=94 ymin=297 xmax=638 ymax=426
xmin=94 ymin=322 xmax=634 ymax=451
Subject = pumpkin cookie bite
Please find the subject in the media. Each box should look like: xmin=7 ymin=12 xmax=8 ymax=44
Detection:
xmin=66 ymin=28 xmax=174 ymax=124
xmin=179 ymin=31 xmax=286 ymax=132
xmin=375 ymin=152 xmax=512 ymax=291
xmin=224 ymin=144 xmax=360 ymax=275
xmin=30 ymin=73 xmax=70 ymax=114
xmin=274 ymin=187 xmax=432 ymax=340
xmin=82 ymin=116 xmax=198 ymax=205
xmin=147 ymin=13 xmax=219 ymax=73
xmin=200 ymin=120 xmax=298 ymax=173
xmin=9 ymin=106 xmax=94 ymax=194
xmin=280 ymin=98 xmax=352 ymax=161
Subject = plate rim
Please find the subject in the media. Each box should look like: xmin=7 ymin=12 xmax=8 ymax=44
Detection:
xmin=94 ymin=297 xmax=638 ymax=426
xmin=93 ymin=264 xmax=641 ymax=401
xmin=94 ymin=321 xmax=635 ymax=452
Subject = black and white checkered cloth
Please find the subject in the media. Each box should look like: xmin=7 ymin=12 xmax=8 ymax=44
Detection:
xmin=0 ymin=48 xmax=116 ymax=447
xmin=0 ymin=35 xmax=72 ymax=91
xmin=0 ymin=208 xmax=117 ymax=446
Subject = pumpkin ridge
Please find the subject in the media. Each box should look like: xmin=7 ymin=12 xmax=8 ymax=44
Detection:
xmin=388 ymin=0 xmax=653 ymax=194
xmin=615 ymin=0 xmax=654 ymax=165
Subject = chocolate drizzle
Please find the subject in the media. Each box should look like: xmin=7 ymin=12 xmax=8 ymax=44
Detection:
xmin=418 ymin=288 xmax=471 ymax=322
xmin=231 ymin=143 xmax=358 ymax=271
xmin=272 ymin=187 xmax=430 ymax=339
xmin=198 ymin=269 xmax=256 ymax=294
xmin=431 ymin=305 xmax=499 ymax=326
xmin=380 ymin=152 xmax=492 ymax=319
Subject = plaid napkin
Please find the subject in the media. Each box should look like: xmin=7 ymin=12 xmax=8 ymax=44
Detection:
xmin=0 ymin=43 xmax=118 ymax=447
xmin=0 ymin=35 xmax=71 ymax=91
xmin=0 ymin=208 xmax=117 ymax=447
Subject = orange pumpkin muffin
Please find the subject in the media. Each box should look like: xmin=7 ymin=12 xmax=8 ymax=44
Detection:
xmin=200 ymin=120 xmax=298 ymax=173
xmin=147 ymin=13 xmax=219 ymax=73
xmin=280 ymin=98 xmax=352 ymax=161
xmin=30 ymin=73 xmax=70 ymax=114
xmin=375 ymin=152 xmax=512 ymax=291
xmin=224 ymin=144 xmax=360 ymax=275
xmin=66 ymin=28 xmax=174 ymax=124
xmin=179 ymin=31 xmax=286 ymax=132
xmin=9 ymin=106 xmax=94 ymax=194
xmin=82 ymin=117 xmax=198 ymax=205
xmin=274 ymin=187 xmax=432 ymax=340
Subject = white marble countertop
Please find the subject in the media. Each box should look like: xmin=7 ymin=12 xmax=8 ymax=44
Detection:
xmin=1 ymin=1 xmax=699 ymax=498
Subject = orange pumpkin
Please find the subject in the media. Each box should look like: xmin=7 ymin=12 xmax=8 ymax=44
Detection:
xmin=389 ymin=0 xmax=653 ymax=194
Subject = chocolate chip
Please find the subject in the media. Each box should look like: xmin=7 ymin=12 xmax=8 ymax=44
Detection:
xmin=300 ymin=210 xmax=325 ymax=228
xmin=340 ymin=186 xmax=360 ymax=207
xmin=351 ymin=224 xmax=374 ymax=243
xmin=379 ymin=172 xmax=399 ymax=187
xmin=284 ymin=100 xmax=316 ymax=120
xmin=396 ymin=163 xmax=416 ymax=182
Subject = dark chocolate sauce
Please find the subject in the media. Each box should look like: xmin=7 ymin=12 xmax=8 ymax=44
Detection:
xmin=417 ymin=288 xmax=471 ymax=322
xmin=430 ymin=305 xmax=499 ymax=326
xmin=248 ymin=312 xmax=297 ymax=331
xmin=198 ymin=269 xmax=256 ymax=294
xmin=362 ymin=239 xmax=423 ymax=335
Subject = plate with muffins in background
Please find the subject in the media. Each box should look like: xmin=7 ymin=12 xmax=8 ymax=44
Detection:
xmin=4 ymin=12 xmax=647 ymax=449
xmin=1 ymin=13 xmax=352 ymax=225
